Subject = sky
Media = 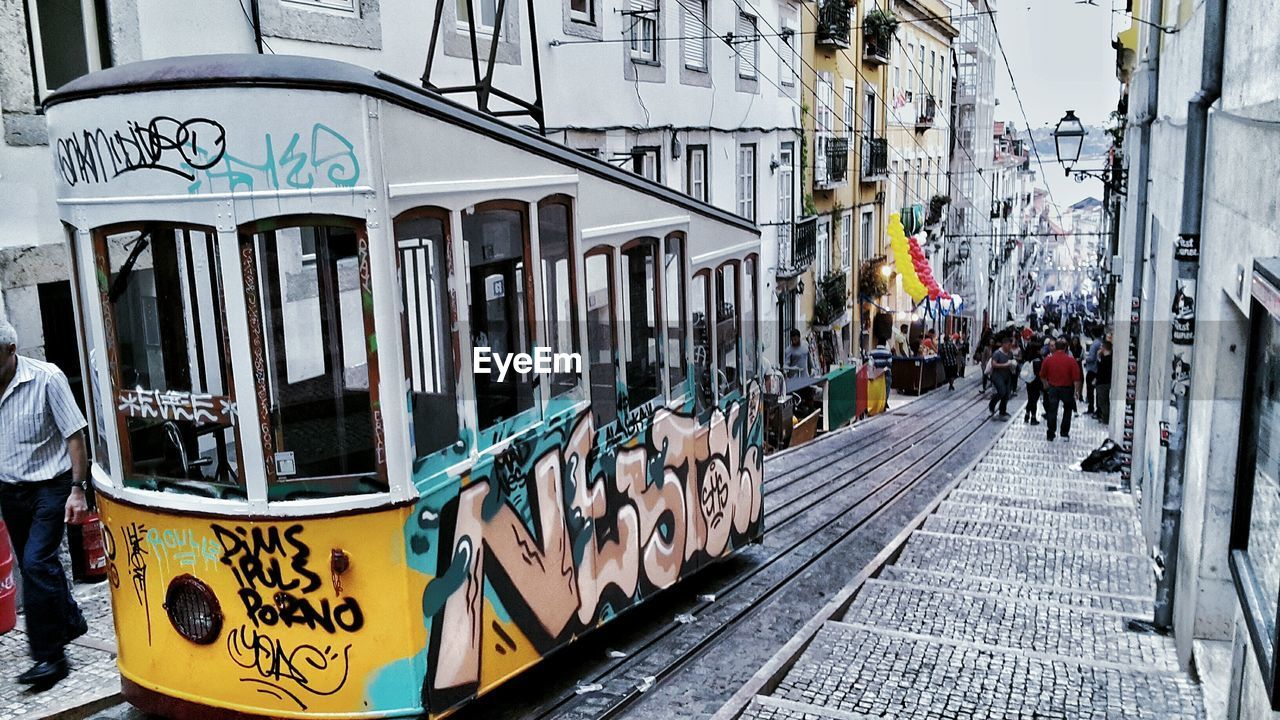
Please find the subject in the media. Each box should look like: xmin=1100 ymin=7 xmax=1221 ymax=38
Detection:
xmin=989 ymin=0 xmax=1127 ymax=208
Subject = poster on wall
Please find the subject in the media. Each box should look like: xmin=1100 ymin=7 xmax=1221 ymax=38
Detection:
xmin=1171 ymin=279 xmax=1196 ymax=345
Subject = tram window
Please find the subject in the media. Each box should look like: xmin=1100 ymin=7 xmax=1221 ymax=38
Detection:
xmin=621 ymin=239 xmax=662 ymax=408
xmin=96 ymin=226 xmax=239 ymax=494
xmin=664 ymin=234 xmax=688 ymax=399
xmin=743 ymin=256 xmax=759 ymax=380
xmin=539 ymin=199 xmax=582 ymax=401
xmin=395 ymin=213 xmax=460 ymax=460
xmin=584 ymin=251 xmax=618 ymax=426
xmin=716 ymin=263 xmax=741 ymax=396
xmin=462 ymin=204 xmax=538 ymax=436
xmin=246 ymin=222 xmax=385 ymax=497
xmin=691 ymin=270 xmax=713 ymax=412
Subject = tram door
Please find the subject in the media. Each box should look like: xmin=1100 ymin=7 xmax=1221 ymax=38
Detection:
xmin=245 ymin=221 xmax=383 ymax=495
xmin=463 ymin=204 xmax=536 ymax=430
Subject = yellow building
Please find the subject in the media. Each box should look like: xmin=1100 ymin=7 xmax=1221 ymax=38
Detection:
xmin=799 ymin=0 xmax=893 ymax=364
xmin=882 ymin=0 xmax=957 ymax=326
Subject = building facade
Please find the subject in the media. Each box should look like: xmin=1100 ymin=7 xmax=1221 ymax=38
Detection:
xmin=944 ymin=0 xmax=997 ymax=330
xmin=798 ymin=0 xmax=891 ymax=364
xmin=0 ymin=0 xmax=802 ymax=373
xmin=1111 ymin=0 xmax=1280 ymax=716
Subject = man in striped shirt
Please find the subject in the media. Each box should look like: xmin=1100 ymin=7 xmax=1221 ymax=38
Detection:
xmin=0 ymin=320 xmax=89 ymax=688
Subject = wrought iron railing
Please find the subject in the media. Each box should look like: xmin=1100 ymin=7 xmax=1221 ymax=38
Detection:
xmin=826 ymin=136 xmax=849 ymax=184
xmin=916 ymin=94 xmax=937 ymax=128
xmin=793 ymin=216 xmax=817 ymax=268
xmin=816 ymin=0 xmax=850 ymax=48
xmin=863 ymin=34 xmax=890 ymax=64
xmin=860 ymin=135 xmax=888 ymax=179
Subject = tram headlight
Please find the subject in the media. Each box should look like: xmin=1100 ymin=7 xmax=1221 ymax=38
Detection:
xmin=164 ymin=575 xmax=223 ymax=645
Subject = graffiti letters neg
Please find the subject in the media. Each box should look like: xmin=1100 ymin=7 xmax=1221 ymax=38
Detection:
xmin=227 ymin=624 xmax=352 ymax=710
xmin=415 ymin=383 xmax=763 ymax=709
xmin=56 ymin=116 xmax=226 ymax=186
xmin=55 ymin=117 xmax=360 ymax=195
xmin=123 ymin=522 xmax=152 ymax=644
xmin=212 ymin=524 xmax=365 ymax=634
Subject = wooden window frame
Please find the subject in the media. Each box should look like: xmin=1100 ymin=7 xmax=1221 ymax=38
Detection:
xmin=237 ymin=213 xmax=387 ymax=491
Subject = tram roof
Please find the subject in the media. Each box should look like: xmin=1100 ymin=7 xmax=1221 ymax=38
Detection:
xmin=45 ymin=53 xmax=760 ymax=236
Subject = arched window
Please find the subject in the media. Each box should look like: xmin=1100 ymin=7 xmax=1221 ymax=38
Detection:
xmin=394 ymin=208 xmax=460 ymax=460
xmin=664 ymin=233 xmax=688 ymax=400
xmin=240 ymin=216 xmax=386 ymax=498
xmin=743 ymin=254 xmax=759 ymax=380
xmin=716 ymin=262 xmax=741 ymax=396
xmin=584 ymin=248 xmax=617 ymax=426
xmin=691 ymin=269 xmax=713 ymax=412
xmin=621 ymin=238 xmax=663 ymax=408
xmin=538 ymin=196 xmax=582 ymax=401
xmin=92 ymin=223 xmax=240 ymax=495
xmin=461 ymin=201 xmax=538 ymax=438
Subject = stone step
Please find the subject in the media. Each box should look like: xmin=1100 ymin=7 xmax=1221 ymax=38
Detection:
xmin=769 ymin=622 xmax=1203 ymax=720
xmin=922 ymin=515 xmax=1143 ymax=555
xmin=958 ymin=478 xmax=1128 ymax=499
xmin=946 ymin=490 xmax=1137 ymax=519
xmin=962 ymin=469 xmax=1120 ymax=489
xmin=844 ymin=580 xmax=1178 ymax=672
xmin=877 ymin=566 xmax=1151 ymax=616
xmin=895 ymin=532 xmax=1155 ymax=597
xmin=935 ymin=500 xmax=1144 ymax=538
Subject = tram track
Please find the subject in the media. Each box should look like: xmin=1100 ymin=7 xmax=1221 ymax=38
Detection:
xmin=761 ymin=388 xmax=983 ymax=525
xmin=560 ymin=391 xmax=1000 ymax=720
xmin=455 ymin=373 xmax=1004 ymax=720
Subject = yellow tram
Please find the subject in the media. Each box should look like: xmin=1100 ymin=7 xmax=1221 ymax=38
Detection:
xmin=45 ymin=55 xmax=765 ymax=718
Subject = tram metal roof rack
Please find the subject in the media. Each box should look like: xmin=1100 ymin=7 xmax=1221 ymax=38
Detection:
xmin=45 ymin=53 xmax=759 ymax=236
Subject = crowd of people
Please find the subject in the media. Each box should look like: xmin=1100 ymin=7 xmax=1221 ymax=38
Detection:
xmin=974 ymin=321 xmax=1113 ymax=441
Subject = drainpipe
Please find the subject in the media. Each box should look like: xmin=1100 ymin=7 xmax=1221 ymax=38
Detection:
xmin=1152 ymin=0 xmax=1227 ymax=631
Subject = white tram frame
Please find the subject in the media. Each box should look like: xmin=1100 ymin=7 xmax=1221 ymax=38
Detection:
xmin=46 ymin=54 xmax=763 ymax=519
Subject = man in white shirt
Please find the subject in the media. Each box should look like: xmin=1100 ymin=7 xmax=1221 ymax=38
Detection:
xmin=0 ymin=320 xmax=90 ymax=689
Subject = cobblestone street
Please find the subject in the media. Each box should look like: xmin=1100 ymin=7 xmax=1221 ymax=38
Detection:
xmin=0 ymin=565 xmax=118 ymax=720
xmin=737 ymin=414 xmax=1206 ymax=719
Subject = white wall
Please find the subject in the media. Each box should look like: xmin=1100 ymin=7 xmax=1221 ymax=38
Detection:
xmin=1117 ymin=0 xmax=1280 ymax=706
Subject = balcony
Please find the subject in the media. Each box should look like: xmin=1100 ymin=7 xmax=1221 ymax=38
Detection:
xmin=915 ymin=94 xmax=937 ymax=130
xmin=793 ymin=216 xmax=817 ymax=269
xmin=815 ymin=0 xmax=850 ymax=49
xmin=863 ymin=34 xmax=890 ymax=66
xmin=815 ymin=134 xmax=849 ymax=189
xmin=860 ymin=135 xmax=889 ymax=181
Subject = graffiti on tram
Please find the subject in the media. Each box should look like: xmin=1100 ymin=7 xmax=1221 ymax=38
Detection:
xmin=54 ymin=116 xmax=361 ymax=194
xmin=411 ymin=381 xmax=764 ymax=705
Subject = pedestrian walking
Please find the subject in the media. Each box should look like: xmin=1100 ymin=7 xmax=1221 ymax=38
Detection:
xmin=1040 ymin=338 xmax=1084 ymax=441
xmin=987 ymin=335 xmax=1017 ymax=419
xmin=869 ymin=339 xmax=894 ymax=410
xmin=0 ymin=320 xmax=90 ymax=689
xmin=974 ymin=328 xmax=994 ymax=394
xmin=1021 ymin=342 xmax=1043 ymax=425
xmin=939 ymin=333 xmax=961 ymax=390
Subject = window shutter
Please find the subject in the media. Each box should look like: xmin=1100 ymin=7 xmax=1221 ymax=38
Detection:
xmin=682 ymin=0 xmax=707 ymax=69
xmin=737 ymin=12 xmax=758 ymax=78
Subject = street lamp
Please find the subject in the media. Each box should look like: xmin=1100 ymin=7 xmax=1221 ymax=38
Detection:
xmin=1052 ymin=110 xmax=1086 ymax=174
xmin=1051 ymin=109 xmax=1127 ymax=196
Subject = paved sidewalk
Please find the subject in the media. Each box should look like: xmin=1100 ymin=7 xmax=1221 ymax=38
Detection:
xmin=0 ymin=567 xmax=120 ymax=720
xmin=737 ymin=415 xmax=1206 ymax=719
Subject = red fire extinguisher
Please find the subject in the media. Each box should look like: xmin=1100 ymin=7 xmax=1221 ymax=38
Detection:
xmin=0 ymin=520 xmax=17 ymax=634
xmin=68 ymin=513 xmax=109 ymax=584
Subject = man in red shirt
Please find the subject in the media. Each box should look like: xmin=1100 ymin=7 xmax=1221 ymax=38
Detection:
xmin=1039 ymin=338 xmax=1084 ymax=441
